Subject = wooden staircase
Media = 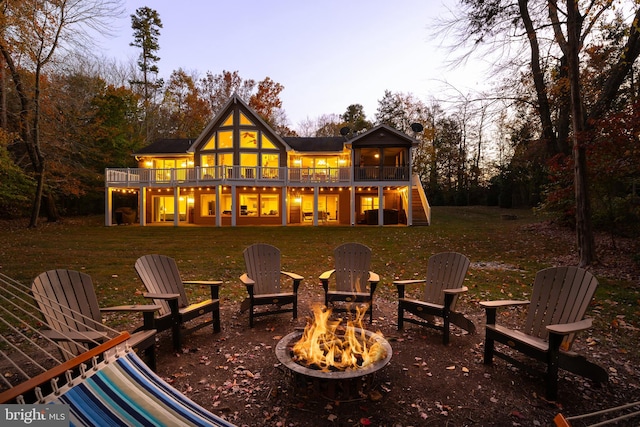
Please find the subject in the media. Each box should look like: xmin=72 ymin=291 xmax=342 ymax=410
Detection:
xmin=411 ymin=175 xmax=431 ymax=226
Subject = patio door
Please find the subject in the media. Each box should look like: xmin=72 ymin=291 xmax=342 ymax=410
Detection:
xmin=153 ymin=196 xmax=187 ymax=222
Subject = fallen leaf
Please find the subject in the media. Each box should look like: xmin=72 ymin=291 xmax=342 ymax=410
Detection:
xmin=446 ymin=365 xmax=456 ymax=370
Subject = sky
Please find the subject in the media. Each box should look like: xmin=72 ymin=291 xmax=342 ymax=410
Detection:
xmin=96 ymin=0 xmax=485 ymax=129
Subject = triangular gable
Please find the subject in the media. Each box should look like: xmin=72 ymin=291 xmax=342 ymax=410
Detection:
xmin=189 ymin=94 xmax=291 ymax=153
xmin=349 ymin=124 xmax=419 ymax=148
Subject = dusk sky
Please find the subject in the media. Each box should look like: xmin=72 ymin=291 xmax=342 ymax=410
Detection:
xmin=98 ymin=0 xmax=486 ymax=128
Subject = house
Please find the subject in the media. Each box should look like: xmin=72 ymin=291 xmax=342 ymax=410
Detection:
xmin=104 ymin=95 xmax=431 ymax=227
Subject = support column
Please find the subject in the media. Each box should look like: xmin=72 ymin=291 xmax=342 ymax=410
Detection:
xmin=174 ymin=187 xmax=180 ymax=227
xmin=281 ymin=187 xmax=287 ymax=226
xmin=231 ymin=185 xmax=237 ymax=227
xmin=313 ymin=186 xmax=319 ymax=226
xmin=378 ymin=186 xmax=384 ymax=226
xmin=350 ymin=186 xmax=356 ymax=226
xmin=406 ymin=185 xmax=412 ymax=226
xmin=139 ymin=187 xmax=147 ymax=226
xmin=215 ymin=185 xmax=221 ymax=227
xmin=105 ymin=187 xmax=112 ymax=226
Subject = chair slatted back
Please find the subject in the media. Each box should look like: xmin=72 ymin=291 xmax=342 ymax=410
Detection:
xmin=135 ymin=254 xmax=188 ymax=317
xmin=523 ymin=266 xmax=598 ymax=347
xmin=422 ymin=252 xmax=470 ymax=308
xmin=334 ymin=243 xmax=371 ymax=293
xmin=31 ymin=270 xmax=105 ymax=360
xmin=243 ymin=243 xmax=282 ymax=295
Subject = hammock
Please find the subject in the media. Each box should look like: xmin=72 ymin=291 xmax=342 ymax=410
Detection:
xmin=0 ymin=272 xmax=235 ymax=427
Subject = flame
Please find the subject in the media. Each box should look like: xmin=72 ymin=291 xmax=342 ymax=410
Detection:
xmin=292 ymin=304 xmax=386 ymax=371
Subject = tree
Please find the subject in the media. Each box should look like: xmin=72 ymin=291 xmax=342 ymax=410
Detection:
xmin=159 ymin=68 xmax=211 ymax=138
xmin=130 ymin=6 xmax=162 ymax=142
xmin=0 ymin=0 xmax=123 ymax=227
xmin=341 ymin=104 xmax=372 ymax=135
xmin=451 ymin=0 xmax=640 ymax=266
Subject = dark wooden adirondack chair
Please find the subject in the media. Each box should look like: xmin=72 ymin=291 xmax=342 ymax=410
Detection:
xmin=31 ymin=269 xmax=159 ymax=370
xmin=240 ymin=243 xmax=303 ymax=327
xmin=481 ymin=266 xmax=608 ymax=400
xmin=135 ymin=254 xmax=222 ymax=350
xmin=320 ymin=243 xmax=380 ymax=322
xmin=395 ymin=252 xmax=475 ymax=344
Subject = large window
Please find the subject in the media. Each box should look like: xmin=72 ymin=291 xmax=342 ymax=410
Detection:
xmin=240 ymin=131 xmax=258 ymax=148
xmin=201 ymin=194 xmax=216 ymax=217
xmin=360 ymin=195 xmax=379 ymax=214
xmin=239 ymin=193 xmax=280 ymax=217
xmin=218 ymin=130 xmax=233 ymax=148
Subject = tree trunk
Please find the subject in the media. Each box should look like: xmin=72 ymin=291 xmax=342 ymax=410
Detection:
xmin=566 ymin=0 xmax=596 ymax=266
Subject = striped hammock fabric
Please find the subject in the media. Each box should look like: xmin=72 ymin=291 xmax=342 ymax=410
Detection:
xmin=51 ymin=352 xmax=235 ymax=427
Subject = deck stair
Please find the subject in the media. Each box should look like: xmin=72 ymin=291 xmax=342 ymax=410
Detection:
xmin=411 ymin=175 xmax=431 ymax=225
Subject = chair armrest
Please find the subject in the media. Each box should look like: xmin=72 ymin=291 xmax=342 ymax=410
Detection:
xmin=393 ymin=279 xmax=426 ymax=286
xmin=183 ymin=280 xmax=223 ymax=287
xmin=281 ymin=271 xmax=303 ymax=281
xmin=100 ymin=304 xmax=161 ymax=313
xmin=479 ymin=300 xmax=530 ymax=308
xmin=481 ymin=300 xmax=530 ymax=325
xmin=184 ymin=280 xmax=223 ymax=299
xmin=368 ymin=271 xmax=380 ymax=283
xmin=319 ymin=269 xmax=336 ymax=281
xmin=239 ymin=273 xmax=255 ymax=286
xmin=143 ymin=292 xmax=180 ymax=300
xmin=443 ymin=286 xmax=468 ymax=295
xmin=547 ymin=318 xmax=593 ymax=335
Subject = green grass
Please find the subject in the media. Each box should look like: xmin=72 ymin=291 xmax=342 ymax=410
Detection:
xmin=2 ymin=206 xmax=638 ymax=352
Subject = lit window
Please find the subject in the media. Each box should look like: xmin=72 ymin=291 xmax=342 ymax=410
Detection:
xmin=239 ymin=112 xmax=254 ymax=126
xmin=262 ymin=134 xmax=276 ymax=149
xmin=202 ymin=134 xmax=215 ymax=150
xmin=222 ymin=113 xmax=233 ymax=127
xmin=218 ymin=130 xmax=233 ymax=148
xmin=240 ymin=131 xmax=258 ymax=148
xmin=201 ymin=194 xmax=216 ymax=217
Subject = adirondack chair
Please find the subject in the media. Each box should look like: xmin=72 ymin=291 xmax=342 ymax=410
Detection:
xmin=395 ymin=252 xmax=475 ymax=344
xmin=135 ymin=254 xmax=222 ymax=350
xmin=320 ymin=242 xmax=380 ymax=322
xmin=481 ymin=266 xmax=608 ymax=400
xmin=31 ymin=269 xmax=159 ymax=370
xmin=240 ymin=243 xmax=303 ymax=327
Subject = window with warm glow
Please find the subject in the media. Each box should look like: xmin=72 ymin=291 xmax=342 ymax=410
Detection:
xmin=239 ymin=112 xmax=254 ymax=126
xmin=201 ymin=194 xmax=216 ymax=217
xmin=222 ymin=113 xmax=233 ymax=127
xmin=240 ymin=131 xmax=258 ymax=148
xmin=217 ymin=152 xmax=233 ymax=166
xmin=239 ymin=194 xmax=258 ymax=216
xmin=262 ymin=134 xmax=276 ymax=149
xmin=360 ymin=196 xmax=379 ymax=214
xmin=203 ymin=134 xmax=216 ymax=150
xmin=221 ymin=194 xmax=232 ymax=215
xmin=218 ymin=130 xmax=233 ymax=148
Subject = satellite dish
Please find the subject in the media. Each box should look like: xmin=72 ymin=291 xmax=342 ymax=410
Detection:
xmin=340 ymin=126 xmax=350 ymax=136
xmin=410 ymin=123 xmax=424 ymax=133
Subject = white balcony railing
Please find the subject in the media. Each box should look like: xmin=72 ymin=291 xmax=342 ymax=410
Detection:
xmin=105 ymin=166 xmax=410 ymax=186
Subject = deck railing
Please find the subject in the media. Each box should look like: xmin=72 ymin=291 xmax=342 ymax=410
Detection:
xmin=106 ymin=165 xmax=410 ymax=186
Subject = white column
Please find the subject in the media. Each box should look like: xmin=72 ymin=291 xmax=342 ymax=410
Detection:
xmin=378 ymin=186 xmax=384 ymax=226
xmin=406 ymin=185 xmax=413 ymax=226
xmin=281 ymin=187 xmax=287 ymax=226
xmin=105 ymin=187 xmax=112 ymax=226
xmin=139 ymin=187 xmax=146 ymax=226
xmin=174 ymin=187 xmax=180 ymax=227
xmin=313 ymin=186 xmax=319 ymax=226
xmin=231 ymin=185 xmax=237 ymax=227
xmin=350 ymin=186 xmax=356 ymax=226
xmin=215 ymin=185 xmax=221 ymax=227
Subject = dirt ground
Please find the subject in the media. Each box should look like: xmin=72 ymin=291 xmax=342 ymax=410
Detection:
xmin=152 ymin=224 xmax=640 ymax=427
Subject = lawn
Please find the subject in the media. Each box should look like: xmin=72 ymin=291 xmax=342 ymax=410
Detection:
xmin=2 ymin=205 xmax=638 ymax=351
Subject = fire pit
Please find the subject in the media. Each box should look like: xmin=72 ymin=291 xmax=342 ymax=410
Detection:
xmin=275 ymin=305 xmax=392 ymax=399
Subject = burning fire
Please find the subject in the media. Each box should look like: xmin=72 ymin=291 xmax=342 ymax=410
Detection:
xmin=292 ymin=304 xmax=387 ymax=371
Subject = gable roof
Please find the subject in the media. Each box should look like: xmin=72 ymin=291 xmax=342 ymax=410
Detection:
xmin=133 ymin=139 xmax=194 ymax=156
xmin=188 ymin=94 xmax=291 ymax=153
xmin=349 ymin=124 xmax=420 ymax=147
xmin=283 ymin=136 xmax=346 ymax=153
